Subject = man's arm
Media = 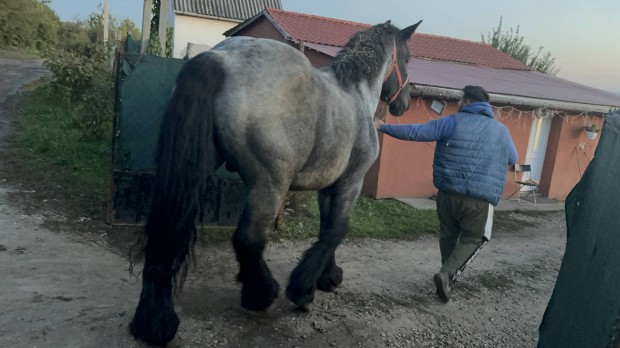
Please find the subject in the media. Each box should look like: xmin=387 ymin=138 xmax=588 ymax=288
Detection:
xmin=377 ymin=117 xmax=455 ymax=142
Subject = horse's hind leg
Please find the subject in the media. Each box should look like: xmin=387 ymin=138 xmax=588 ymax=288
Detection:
xmin=287 ymin=182 xmax=361 ymax=310
xmin=233 ymin=185 xmax=286 ymax=310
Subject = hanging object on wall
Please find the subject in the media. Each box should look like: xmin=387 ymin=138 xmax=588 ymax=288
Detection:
xmin=430 ymin=99 xmax=446 ymax=115
xmin=585 ymin=123 xmax=600 ymax=140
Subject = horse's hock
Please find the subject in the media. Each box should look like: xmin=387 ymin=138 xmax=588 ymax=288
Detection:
xmin=108 ymin=50 xmax=245 ymax=226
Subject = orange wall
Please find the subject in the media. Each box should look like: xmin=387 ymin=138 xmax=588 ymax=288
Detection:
xmin=366 ymin=99 xmax=603 ymax=201
xmin=368 ymin=100 xmax=540 ymax=200
xmin=542 ymin=115 xmax=601 ymax=200
xmin=373 ymin=98 xmax=455 ymax=199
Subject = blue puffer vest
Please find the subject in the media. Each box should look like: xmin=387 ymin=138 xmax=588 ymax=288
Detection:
xmin=433 ymin=103 xmax=512 ymax=205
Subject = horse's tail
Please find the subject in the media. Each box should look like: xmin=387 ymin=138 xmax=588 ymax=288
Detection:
xmin=141 ymin=53 xmax=226 ymax=290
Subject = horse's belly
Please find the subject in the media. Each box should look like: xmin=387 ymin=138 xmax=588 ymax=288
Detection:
xmin=290 ymin=166 xmax=346 ymax=191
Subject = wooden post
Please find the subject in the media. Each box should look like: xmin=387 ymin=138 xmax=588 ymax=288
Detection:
xmin=140 ymin=0 xmax=152 ymax=53
xmin=158 ymin=0 xmax=169 ymax=55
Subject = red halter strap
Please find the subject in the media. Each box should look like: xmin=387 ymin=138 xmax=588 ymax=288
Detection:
xmin=383 ymin=39 xmax=409 ymax=104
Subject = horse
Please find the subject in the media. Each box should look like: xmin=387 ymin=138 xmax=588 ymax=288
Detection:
xmin=129 ymin=19 xmax=422 ymax=346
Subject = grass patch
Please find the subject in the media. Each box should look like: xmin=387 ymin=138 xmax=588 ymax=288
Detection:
xmin=197 ymin=226 xmax=235 ymax=244
xmin=10 ymin=84 xmax=112 ymax=200
xmin=276 ymin=192 xmax=438 ymax=241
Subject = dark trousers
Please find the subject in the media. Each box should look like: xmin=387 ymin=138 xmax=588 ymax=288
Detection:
xmin=436 ymin=190 xmax=493 ymax=281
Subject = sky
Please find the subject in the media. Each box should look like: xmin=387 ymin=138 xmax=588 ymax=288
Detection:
xmin=49 ymin=0 xmax=620 ymax=94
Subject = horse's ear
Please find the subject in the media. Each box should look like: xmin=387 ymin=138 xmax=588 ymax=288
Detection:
xmin=398 ymin=20 xmax=423 ymax=41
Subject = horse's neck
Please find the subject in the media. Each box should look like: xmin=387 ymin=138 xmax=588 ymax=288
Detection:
xmin=321 ymin=47 xmax=394 ymax=117
xmin=352 ymin=54 xmax=393 ymax=118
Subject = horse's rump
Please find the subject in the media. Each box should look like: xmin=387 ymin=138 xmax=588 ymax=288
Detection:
xmin=211 ymin=37 xmax=367 ymax=190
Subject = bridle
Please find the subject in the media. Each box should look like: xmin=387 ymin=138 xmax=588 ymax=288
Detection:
xmin=383 ymin=38 xmax=409 ymax=104
xmin=374 ymin=38 xmax=409 ymax=121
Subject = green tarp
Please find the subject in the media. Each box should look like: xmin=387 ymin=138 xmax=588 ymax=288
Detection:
xmin=109 ymin=53 xmax=244 ymax=225
xmin=114 ymin=53 xmax=185 ymax=172
xmin=538 ymin=110 xmax=620 ymax=347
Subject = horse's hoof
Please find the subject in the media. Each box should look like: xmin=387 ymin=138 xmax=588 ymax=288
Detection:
xmin=292 ymin=302 xmax=312 ymax=313
xmin=286 ymin=282 xmax=315 ymax=310
xmin=317 ymin=265 xmax=343 ymax=292
xmin=129 ymin=303 xmax=179 ymax=346
xmin=241 ymin=277 xmax=280 ymax=311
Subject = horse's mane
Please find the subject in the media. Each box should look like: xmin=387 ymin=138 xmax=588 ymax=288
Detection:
xmin=331 ymin=22 xmax=399 ymax=87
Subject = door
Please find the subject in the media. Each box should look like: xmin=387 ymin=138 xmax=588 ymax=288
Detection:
xmin=523 ymin=111 xmax=552 ymax=190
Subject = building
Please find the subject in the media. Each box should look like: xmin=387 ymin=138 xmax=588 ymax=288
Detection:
xmin=225 ymin=8 xmax=620 ymax=201
xmin=171 ymin=0 xmax=281 ymax=58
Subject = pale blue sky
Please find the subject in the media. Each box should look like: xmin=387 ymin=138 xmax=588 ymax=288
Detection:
xmin=49 ymin=0 xmax=620 ymax=94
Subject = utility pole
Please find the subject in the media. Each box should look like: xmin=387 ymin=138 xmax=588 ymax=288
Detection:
xmin=158 ymin=0 xmax=169 ymax=55
xmin=103 ymin=0 xmax=109 ymax=43
xmin=140 ymin=0 xmax=152 ymax=53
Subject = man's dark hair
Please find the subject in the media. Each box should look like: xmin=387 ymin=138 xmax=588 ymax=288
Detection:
xmin=462 ymin=85 xmax=490 ymax=103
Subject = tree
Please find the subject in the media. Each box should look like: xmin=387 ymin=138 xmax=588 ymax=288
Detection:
xmin=0 ymin=0 xmax=60 ymax=50
xmin=118 ymin=18 xmax=141 ymax=41
xmin=482 ymin=17 xmax=559 ymax=76
xmin=146 ymin=0 xmax=173 ymax=57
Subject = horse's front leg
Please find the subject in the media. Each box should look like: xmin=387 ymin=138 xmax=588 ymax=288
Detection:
xmin=315 ymin=190 xmax=343 ymax=292
xmin=286 ymin=182 xmax=362 ymax=310
xmin=233 ymin=186 xmax=286 ymax=311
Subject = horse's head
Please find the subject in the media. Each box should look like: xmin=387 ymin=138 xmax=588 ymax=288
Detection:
xmin=380 ymin=20 xmax=422 ymax=116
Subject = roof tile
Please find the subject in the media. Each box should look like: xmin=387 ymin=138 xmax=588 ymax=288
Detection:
xmin=266 ymin=8 xmax=531 ymax=71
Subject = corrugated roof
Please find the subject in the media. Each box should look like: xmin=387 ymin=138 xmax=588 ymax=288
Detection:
xmin=266 ymin=8 xmax=530 ymax=70
xmin=173 ymin=0 xmax=282 ymax=21
xmin=305 ymin=43 xmax=620 ymax=108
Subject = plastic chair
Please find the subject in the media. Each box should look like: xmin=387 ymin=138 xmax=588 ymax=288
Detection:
xmin=514 ymin=164 xmax=539 ymax=205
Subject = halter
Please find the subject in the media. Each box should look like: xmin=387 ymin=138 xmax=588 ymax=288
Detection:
xmin=383 ymin=38 xmax=410 ymax=104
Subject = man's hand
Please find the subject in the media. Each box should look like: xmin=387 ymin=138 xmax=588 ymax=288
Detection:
xmin=374 ymin=118 xmax=384 ymax=130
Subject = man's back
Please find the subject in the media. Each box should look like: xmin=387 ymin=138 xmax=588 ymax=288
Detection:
xmin=433 ymin=106 xmax=514 ymax=205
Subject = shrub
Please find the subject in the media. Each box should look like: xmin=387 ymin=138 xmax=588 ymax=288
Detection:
xmin=43 ymin=42 xmax=114 ymax=140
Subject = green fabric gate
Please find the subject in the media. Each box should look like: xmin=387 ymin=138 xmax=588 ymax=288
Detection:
xmin=108 ymin=53 xmax=244 ymax=226
xmin=538 ymin=110 xmax=620 ymax=347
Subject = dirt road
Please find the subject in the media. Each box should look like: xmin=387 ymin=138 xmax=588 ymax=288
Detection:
xmin=0 ymin=58 xmax=566 ymax=347
xmin=0 ymin=58 xmax=139 ymax=347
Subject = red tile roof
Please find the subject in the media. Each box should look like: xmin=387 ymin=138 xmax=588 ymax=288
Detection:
xmin=265 ymin=8 xmax=531 ymax=71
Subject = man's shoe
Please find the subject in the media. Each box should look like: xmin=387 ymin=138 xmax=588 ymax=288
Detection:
xmin=433 ymin=272 xmax=452 ymax=302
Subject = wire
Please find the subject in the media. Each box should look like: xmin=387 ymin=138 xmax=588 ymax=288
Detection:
xmin=575 ymin=147 xmax=583 ymax=178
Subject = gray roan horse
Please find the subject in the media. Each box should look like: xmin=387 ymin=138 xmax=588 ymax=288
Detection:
xmin=130 ymin=20 xmax=422 ymax=345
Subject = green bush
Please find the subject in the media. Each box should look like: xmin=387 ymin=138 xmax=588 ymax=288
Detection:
xmin=43 ymin=42 xmax=114 ymax=140
xmin=0 ymin=0 xmax=60 ymax=51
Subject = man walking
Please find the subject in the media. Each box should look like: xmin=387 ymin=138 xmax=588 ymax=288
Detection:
xmin=375 ymin=85 xmax=517 ymax=302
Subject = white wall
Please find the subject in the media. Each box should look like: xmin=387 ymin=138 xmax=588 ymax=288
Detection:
xmin=173 ymin=15 xmax=238 ymax=58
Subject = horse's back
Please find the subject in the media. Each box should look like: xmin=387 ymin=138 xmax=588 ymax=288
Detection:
xmin=199 ymin=38 xmax=321 ymax=180
xmin=194 ymin=37 xmax=372 ymax=190
xmin=212 ymin=37 xmax=314 ymax=82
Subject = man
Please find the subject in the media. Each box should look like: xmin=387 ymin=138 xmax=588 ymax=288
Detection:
xmin=375 ymin=85 xmax=517 ymax=302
